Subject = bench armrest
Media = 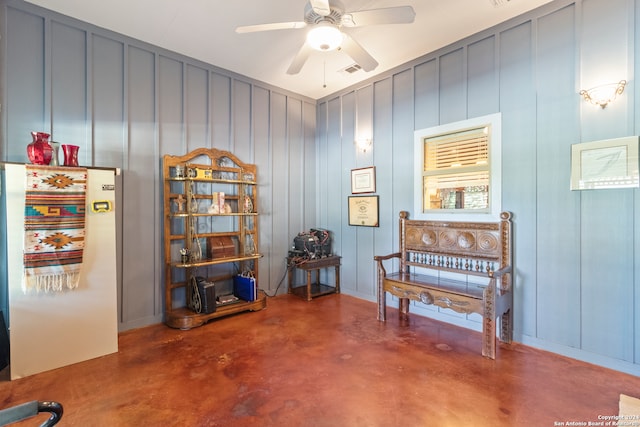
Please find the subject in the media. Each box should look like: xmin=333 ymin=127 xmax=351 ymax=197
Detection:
xmin=488 ymin=265 xmax=512 ymax=278
xmin=374 ymin=252 xmax=401 ymax=278
xmin=488 ymin=265 xmax=513 ymax=294
xmin=374 ymin=252 xmax=401 ymax=262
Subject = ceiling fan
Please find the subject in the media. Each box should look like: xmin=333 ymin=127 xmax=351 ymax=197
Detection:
xmin=235 ymin=0 xmax=415 ymax=75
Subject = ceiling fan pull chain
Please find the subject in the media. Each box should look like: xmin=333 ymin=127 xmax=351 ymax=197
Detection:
xmin=323 ymin=61 xmax=327 ymax=88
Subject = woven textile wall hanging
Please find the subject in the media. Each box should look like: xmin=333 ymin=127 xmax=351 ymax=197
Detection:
xmin=23 ymin=166 xmax=87 ymax=293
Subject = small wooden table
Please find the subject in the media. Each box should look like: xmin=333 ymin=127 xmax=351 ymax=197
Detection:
xmin=287 ymin=255 xmax=341 ymax=301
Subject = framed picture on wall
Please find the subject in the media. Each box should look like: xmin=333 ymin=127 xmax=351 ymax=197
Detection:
xmin=348 ymin=195 xmax=379 ymax=227
xmin=570 ymin=136 xmax=639 ymax=190
xmin=351 ymin=166 xmax=376 ymax=194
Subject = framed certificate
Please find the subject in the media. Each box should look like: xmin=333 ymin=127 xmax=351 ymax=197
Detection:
xmin=351 ymin=166 xmax=376 ymax=194
xmin=348 ymin=195 xmax=379 ymax=227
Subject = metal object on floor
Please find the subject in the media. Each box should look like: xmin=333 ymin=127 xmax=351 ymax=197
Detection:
xmin=0 ymin=400 xmax=63 ymax=426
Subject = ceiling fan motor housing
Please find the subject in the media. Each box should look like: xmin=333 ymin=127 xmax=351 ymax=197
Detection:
xmin=304 ymin=2 xmax=344 ymax=26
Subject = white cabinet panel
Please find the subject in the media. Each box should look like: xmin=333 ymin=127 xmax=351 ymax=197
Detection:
xmin=5 ymin=164 xmax=118 ymax=379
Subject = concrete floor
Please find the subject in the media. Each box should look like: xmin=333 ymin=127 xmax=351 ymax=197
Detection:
xmin=1 ymin=293 xmax=639 ymax=426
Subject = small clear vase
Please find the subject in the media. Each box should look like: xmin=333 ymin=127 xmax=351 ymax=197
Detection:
xmin=49 ymin=141 xmax=60 ymax=166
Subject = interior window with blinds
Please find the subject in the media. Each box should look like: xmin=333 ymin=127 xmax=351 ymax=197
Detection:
xmin=422 ymin=125 xmax=490 ymax=211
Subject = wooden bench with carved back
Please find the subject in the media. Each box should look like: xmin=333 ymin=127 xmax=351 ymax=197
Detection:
xmin=374 ymin=211 xmax=513 ymax=359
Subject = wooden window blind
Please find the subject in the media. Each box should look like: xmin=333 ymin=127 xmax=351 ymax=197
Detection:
xmin=422 ymin=125 xmax=490 ymax=211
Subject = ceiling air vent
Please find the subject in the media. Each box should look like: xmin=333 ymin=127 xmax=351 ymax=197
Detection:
xmin=341 ymin=63 xmax=362 ymax=74
xmin=490 ymin=0 xmax=512 ymax=6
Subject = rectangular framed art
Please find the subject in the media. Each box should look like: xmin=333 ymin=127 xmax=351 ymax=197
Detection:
xmin=348 ymin=195 xmax=379 ymax=227
xmin=570 ymin=136 xmax=639 ymax=190
xmin=351 ymin=166 xmax=376 ymax=194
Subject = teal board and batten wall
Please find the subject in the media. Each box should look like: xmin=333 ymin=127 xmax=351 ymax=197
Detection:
xmin=317 ymin=0 xmax=640 ymax=375
xmin=0 ymin=0 xmax=317 ymax=330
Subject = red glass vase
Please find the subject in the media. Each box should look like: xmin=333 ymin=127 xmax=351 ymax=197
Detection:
xmin=62 ymin=144 xmax=80 ymax=167
xmin=27 ymin=132 xmax=53 ymax=165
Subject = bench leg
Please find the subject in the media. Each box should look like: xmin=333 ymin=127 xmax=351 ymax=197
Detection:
xmin=377 ymin=277 xmax=386 ymax=322
xmin=399 ymin=298 xmax=410 ymax=316
xmin=500 ymin=308 xmax=513 ymax=344
xmin=482 ymin=316 xmax=496 ymax=359
xmin=482 ymin=284 xmax=497 ymax=359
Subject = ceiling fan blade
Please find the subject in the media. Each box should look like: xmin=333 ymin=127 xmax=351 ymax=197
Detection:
xmin=340 ymin=34 xmax=378 ymax=72
xmin=236 ymin=21 xmax=306 ymax=34
xmin=341 ymin=6 xmax=416 ymax=27
xmin=309 ymin=0 xmax=331 ymax=16
xmin=287 ymin=43 xmax=314 ymax=75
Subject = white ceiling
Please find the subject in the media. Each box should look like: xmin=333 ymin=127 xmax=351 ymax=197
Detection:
xmin=25 ymin=0 xmax=553 ymax=100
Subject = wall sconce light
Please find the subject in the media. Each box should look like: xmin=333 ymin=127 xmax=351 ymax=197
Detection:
xmin=579 ymin=80 xmax=626 ymax=109
xmin=356 ymin=138 xmax=372 ymax=152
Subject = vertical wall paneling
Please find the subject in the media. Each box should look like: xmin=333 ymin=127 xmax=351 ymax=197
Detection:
xmin=579 ymin=0 xmax=630 ymax=142
xmin=467 ymin=36 xmax=498 ymax=118
xmin=356 ymin=85 xmax=374 ymax=169
xmin=185 ymin=64 xmax=209 ymax=153
xmin=92 ymin=35 xmax=125 ymax=168
xmin=439 ymin=48 xmax=466 ymax=123
xmin=5 ymin=8 xmax=46 ymax=160
xmin=372 ymin=78 xmax=395 ymax=279
xmin=340 ymin=92 xmax=356 ymax=294
xmin=578 ymin=0 xmax=634 ymax=361
xmin=391 ymin=70 xmax=414 ymax=215
xmin=316 ymin=99 xmax=330 ymax=289
xmin=498 ymin=21 xmax=538 ymax=338
xmin=233 ymin=80 xmax=252 ymax=160
xmin=534 ymin=5 xmax=581 ymax=347
xmin=316 ymin=101 xmax=328 ymax=228
xmin=322 ymin=94 xmax=344 ymax=288
xmin=158 ymin=56 xmax=184 ymax=155
xmin=580 ymin=190 xmax=634 ymax=360
xmin=270 ymin=93 xmax=289 ymax=287
xmin=303 ymin=100 xmax=317 ymax=232
xmin=252 ymin=87 xmax=273 ymax=292
xmin=287 ymin=97 xmax=304 ymax=243
xmin=414 ymin=59 xmax=439 ymax=131
xmin=369 ymin=77 xmax=392 ymax=307
xmin=50 ymin=22 xmax=88 ymax=163
xmin=211 ymin=72 xmax=232 ymax=151
xmin=354 ymin=86 xmax=375 ymax=296
xmin=324 ymin=97 xmax=341 ymax=231
xmin=157 ymin=56 xmax=184 ymax=319
xmin=123 ymin=45 xmax=158 ymax=327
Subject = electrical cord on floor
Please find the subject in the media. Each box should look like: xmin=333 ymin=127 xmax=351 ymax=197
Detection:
xmin=261 ymin=256 xmax=310 ymax=298
xmin=261 ymin=259 xmax=288 ymax=298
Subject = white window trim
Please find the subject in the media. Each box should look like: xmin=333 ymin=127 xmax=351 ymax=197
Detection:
xmin=413 ymin=113 xmax=502 ymax=222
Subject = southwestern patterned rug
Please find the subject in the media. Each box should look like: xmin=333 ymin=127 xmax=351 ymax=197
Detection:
xmin=23 ymin=166 xmax=87 ymax=293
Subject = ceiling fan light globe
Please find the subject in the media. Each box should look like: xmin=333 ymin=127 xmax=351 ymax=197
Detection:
xmin=307 ymin=25 xmax=343 ymax=51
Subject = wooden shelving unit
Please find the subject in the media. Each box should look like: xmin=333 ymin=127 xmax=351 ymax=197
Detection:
xmin=162 ymin=148 xmax=265 ymax=330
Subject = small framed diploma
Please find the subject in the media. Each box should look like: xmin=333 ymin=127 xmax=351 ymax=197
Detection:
xmin=348 ymin=195 xmax=379 ymax=227
xmin=351 ymin=166 xmax=376 ymax=194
